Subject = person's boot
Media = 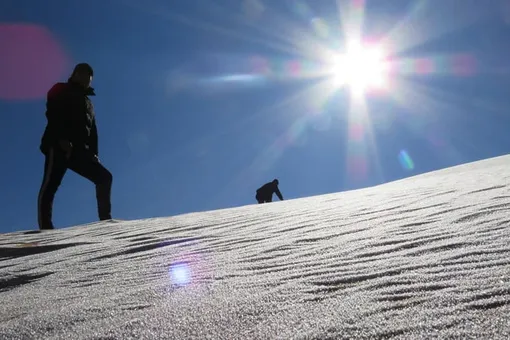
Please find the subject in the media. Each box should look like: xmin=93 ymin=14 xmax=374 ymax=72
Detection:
xmin=99 ymin=214 xmax=112 ymax=221
xmin=38 ymin=196 xmax=56 ymax=230
xmin=40 ymin=224 xmax=55 ymax=230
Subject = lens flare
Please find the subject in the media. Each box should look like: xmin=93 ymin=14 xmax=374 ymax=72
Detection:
xmin=0 ymin=23 xmax=70 ymax=100
xmin=398 ymin=150 xmax=415 ymax=170
xmin=169 ymin=261 xmax=191 ymax=286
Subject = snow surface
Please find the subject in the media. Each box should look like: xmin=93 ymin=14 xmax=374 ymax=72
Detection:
xmin=1 ymin=155 xmax=510 ymax=339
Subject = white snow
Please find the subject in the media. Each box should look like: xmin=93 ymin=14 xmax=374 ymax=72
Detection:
xmin=1 ymin=155 xmax=510 ymax=339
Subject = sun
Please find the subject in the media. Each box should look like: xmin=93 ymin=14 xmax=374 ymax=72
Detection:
xmin=328 ymin=41 xmax=390 ymax=95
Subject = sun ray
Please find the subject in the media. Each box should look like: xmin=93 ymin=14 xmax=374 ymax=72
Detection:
xmin=390 ymin=75 xmax=507 ymax=154
xmin=389 ymin=76 xmax=470 ymax=122
xmin=336 ymin=0 xmax=366 ymax=48
xmin=391 ymin=53 xmax=477 ymax=78
xmin=381 ymin=0 xmax=494 ymax=56
xmin=342 ymin=85 xmax=385 ymax=187
xmin=355 ymin=98 xmax=386 ymax=185
xmin=202 ymin=0 xmax=327 ymax=60
xmin=229 ymin=1 xmax=336 ymax=62
xmin=382 ymin=76 xmax=473 ymax=167
xmin=116 ymin=0 xmax=310 ymax=59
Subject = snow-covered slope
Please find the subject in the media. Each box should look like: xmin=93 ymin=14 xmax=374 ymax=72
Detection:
xmin=1 ymin=155 xmax=510 ymax=339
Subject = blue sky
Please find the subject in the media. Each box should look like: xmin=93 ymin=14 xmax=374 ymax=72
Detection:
xmin=2 ymin=0 xmax=510 ymax=232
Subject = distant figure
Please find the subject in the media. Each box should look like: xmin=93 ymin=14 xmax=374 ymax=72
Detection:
xmin=256 ymin=179 xmax=284 ymax=204
xmin=37 ymin=63 xmax=113 ymax=230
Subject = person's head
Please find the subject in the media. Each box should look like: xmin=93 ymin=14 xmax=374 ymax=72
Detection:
xmin=70 ymin=63 xmax=93 ymax=88
xmin=272 ymin=179 xmax=279 ymax=185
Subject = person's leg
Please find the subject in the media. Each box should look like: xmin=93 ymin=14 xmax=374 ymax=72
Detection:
xmin=256 ymin=194 xmax=264 ymax=204
xmin=37 ymin=148 xmax=68 ymax=230
xmin=68 ymin=151 xmax=113 ymax=221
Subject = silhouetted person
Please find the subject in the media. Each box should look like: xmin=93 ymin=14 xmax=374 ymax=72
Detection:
xmin=37 ymin=63 xmax=113 ymax=230
xmin=256 ymin=179 xmax=283 ymax=204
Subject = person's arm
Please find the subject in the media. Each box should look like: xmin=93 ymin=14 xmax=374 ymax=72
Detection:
xmin=275 ymin=187 xmax=283 ymax=200
xmin=89 ymin=119 xmax=98 ymax=157
xmin=46 ymin=83 xmax=73 ymax=141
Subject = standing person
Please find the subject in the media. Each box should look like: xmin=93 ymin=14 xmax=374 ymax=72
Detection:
xmin=37 ymin=63 xmax=113 ymax=230
xmin=255 ymin=179 xmax=284 ymax=204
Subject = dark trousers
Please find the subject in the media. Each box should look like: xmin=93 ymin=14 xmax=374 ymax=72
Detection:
xmin=256 ymin=193 xmax=272 ymax=204
xmin=37 ymin=147 xmax=113 ymax=230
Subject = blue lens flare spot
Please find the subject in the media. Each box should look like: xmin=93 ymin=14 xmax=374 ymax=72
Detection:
xmin=169 ymin=261 xmax=191 ymax=286
xmin=398 ymin=150 xmax=415 ymax=170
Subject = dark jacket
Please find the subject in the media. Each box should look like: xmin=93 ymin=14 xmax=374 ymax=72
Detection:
xmin=256 ymin=181 xmax=283 ymax=200
xmin=40 ymin=80 xmax=98 ymax=156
